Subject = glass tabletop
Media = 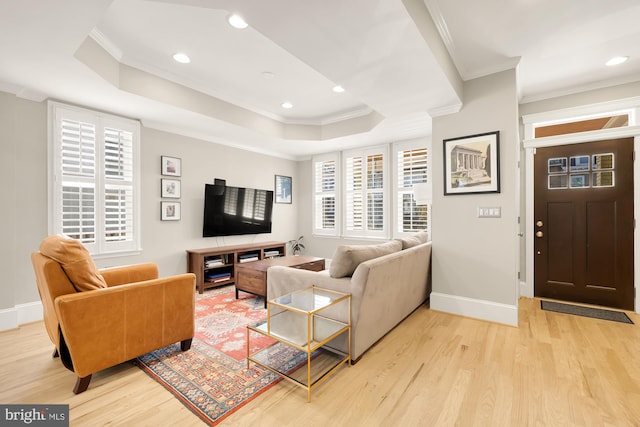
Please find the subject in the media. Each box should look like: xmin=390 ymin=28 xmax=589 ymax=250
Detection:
xmin=270 ymin=286 xmax=349 ymax=313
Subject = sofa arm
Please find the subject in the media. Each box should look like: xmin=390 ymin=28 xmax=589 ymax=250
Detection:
xmin=99 ymin=263 xmax=159 ymax=287
xmin=267 ymin=266 xmax=352 ymax=300
xmin=54 ymin=273 xmax=195 ymax=378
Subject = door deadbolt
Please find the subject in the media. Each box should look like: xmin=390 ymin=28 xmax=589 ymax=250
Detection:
xmin=536 ymin=220 xmax=543 ymax=227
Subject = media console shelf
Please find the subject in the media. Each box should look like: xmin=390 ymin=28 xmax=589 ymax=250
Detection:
xmin=186 ymin=241 xmax=286 ymax=294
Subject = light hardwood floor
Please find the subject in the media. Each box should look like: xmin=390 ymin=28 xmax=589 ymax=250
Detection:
xmin=1 ymin=298 xmax=639 ymax=426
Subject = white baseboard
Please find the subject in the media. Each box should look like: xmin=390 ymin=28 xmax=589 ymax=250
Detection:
xmin=519 ymin=280 xmax=532 ymax=298
xmin=430 ymin=292 xmax=518 ymax=326
xmin=0 ymin=301 xmax=43 ymax=332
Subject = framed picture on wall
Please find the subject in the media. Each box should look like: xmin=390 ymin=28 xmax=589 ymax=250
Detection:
xmin=275 ymin=175 xmax=292 ymax=204
xmin=161 ymin=156 xmax=182 ymax=177
xmin=443 ymin=131 xmax=500 ymax=195
xmin=161 ymin=201 xmax=181 ymax=221
xmin=161 ymin=178 xmax=181 ymax=198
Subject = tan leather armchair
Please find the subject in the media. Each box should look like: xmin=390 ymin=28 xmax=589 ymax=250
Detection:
xmin=31 ymin=236 xmax=195 ymax=394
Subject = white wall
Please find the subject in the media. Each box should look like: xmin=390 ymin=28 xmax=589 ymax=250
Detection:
xmin=430 ymin=69 xmax=520 ymax=325
xmin=0 ymin=92 xmax=299 ymax=330
xmin=113 ymin=126 xmax=299 ymax=277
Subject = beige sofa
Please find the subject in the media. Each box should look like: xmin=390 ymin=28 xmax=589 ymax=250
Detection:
xmin=267 ymin=233 xmax=432 ymax=361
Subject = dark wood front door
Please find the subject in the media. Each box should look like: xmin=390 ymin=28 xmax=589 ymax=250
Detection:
xmin=534 ymin=138 xmax=634 ymax=310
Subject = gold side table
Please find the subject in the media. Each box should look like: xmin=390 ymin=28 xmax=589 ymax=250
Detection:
xmin=247 ymin=286 xmax=351 ymax=401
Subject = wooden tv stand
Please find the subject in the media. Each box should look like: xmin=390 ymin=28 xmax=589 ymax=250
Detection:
xmin=186 ymin=241 xmax=286 ymax=294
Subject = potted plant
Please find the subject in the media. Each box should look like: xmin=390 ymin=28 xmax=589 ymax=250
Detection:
xmin=288 ymin=235 xmax=305 ymax=255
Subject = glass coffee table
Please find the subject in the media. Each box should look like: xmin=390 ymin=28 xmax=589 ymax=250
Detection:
xmin=246 ymin=286 xmax=351 ymax=401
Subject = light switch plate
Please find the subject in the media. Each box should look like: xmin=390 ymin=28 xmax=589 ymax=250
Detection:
xmin=477 ymin=207 xmax=501 ymax=218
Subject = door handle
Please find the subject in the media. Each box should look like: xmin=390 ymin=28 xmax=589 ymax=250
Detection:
xmin=536 ymin=231 xmax=543 ymax=238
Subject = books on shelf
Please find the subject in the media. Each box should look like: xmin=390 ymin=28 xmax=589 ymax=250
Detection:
xmin=264 ymin=250 xmax=281 ymax=258
xmin=238 ymin=253 xmax=259 ymax=263
xmin=205 ymin=254 xmax=229 ymax=268
xmin=204 ymin=271 xmax=231 ymax=283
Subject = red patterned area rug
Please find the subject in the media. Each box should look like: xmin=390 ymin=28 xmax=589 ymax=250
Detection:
xmin=136 ymin=285 xmax=302 ymax=425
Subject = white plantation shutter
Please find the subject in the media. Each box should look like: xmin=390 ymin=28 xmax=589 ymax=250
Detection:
xmin=394 ymin=142 xmax=430 ymax=237
xmin=59 ymin=118 xmax=97 ymax=246
xmin=343 ymin=146 xmax=388 ymax=239
xmin=103 ymin=126 xmax=134 ymax=245
xmin=313 ymin=154 xmax=339 ymax=236
xmin=345 ymin=156 xmax=363 ymax=231
xmin=50 ymin=102 xmax=140 ymax=256
xmin=367 ymin=153 xmax=384 ymax=231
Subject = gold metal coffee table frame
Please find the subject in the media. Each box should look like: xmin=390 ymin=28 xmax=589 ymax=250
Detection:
xmin=246 ymin=285 xmax=351 ymax=401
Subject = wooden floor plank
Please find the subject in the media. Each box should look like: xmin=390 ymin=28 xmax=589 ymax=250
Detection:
xmin=1 ymin=297 xmax=639 ymax=426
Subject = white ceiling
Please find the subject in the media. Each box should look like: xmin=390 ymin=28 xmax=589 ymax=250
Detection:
xmin=1 ymin=0 xmax=639 ymax=159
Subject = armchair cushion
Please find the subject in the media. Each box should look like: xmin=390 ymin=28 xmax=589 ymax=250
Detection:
xmin=39 ymin=234 xmax=107 ymax=292
xmin=329 ymin=240 xmax=402 ymax=278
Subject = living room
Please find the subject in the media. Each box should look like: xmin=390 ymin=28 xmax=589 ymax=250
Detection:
xmin=2 ymin=0 xmax=640 ymax=425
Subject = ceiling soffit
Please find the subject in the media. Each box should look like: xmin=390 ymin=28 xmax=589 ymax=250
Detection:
xmin=76 ymin=35 xmax=386 ymax=141
xmin=82 ymin=0 xmax=461 ymax=142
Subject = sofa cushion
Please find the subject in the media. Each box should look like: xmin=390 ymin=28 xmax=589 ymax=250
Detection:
xmin=399 ymin=231 xmax=429 ymax=249
xmin=39 ymin=234 xmax=107 ymax=292
xmin=329 ymin=240 xmax=402 ymax=278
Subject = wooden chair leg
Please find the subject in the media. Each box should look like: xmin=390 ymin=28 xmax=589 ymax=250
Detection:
xmin=73 ymin=375 xmax=92 ymax=394
xmin=180 ymin=338 xmax=193 ymax=351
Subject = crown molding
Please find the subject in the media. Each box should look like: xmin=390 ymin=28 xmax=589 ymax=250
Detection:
xmin=428 ymin=102 xmax=462 ymax=117
xmin=89 ymin=28 xmax=123 ymax=62
xmin=423 ymin=0 xmax=465 ymax=77
xmin=0 ymin=81 xmax=47 ymax=102
xmin=463 ymin=57 xmax=521 ymax=81
xmin=141 ymin=118 xmax=299 ymax=160
xmin=520 ymin=74 xmax=640 ymax=105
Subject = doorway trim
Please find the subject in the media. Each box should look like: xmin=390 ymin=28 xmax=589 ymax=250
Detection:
xmin=522 ymin=98 xmax=640 ymax=313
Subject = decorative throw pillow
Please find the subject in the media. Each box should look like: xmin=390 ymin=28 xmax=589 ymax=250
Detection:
xmin=39 ymin=234 xmax=107 ymax=292
xmin=400 ymin=231 xmax=429 ymax=249
xmin=329 ymin=240 xmax=402 ymax=278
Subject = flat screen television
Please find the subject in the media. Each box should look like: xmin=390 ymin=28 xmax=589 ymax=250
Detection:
xmin=203 ymin=182 xmax=274 ymax=237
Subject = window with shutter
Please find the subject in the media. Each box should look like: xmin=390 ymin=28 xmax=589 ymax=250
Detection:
xmin=343 ymin=146 xmax=388 ymax=239
xmin=345 ymin=156 xmax=363 ymax=231
xmin=50 ymin=102 xmax=140 ymax=256
xmin=394 ymin=142 xmax=430 ymax=237
xmin=312 ymin=154 xmax=339 ymax=236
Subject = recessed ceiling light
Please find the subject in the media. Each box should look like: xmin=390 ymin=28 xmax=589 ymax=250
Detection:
xmin=228 ymin=14 xmax=248 ymax=29
xmin=261 ymin=71 xmax=275 ymax=79
xmin=173 ymin=53 xmax=190 ymax=64
xmin=332 ymin=85 xmax=345 ymax=93
xmin=281 ymin=102 xmax=293 ymax=109
xmin=606 ymin=56 xmax=629 ymax=66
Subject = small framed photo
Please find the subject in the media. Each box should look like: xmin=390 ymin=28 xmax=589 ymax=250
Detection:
xmin=161 ymin=201 xmax=181 ymax=221
xmin=161 ymin=156 xmax=181 ymax=177
xmin=444 ymin=131 xmax=500 ymax=195
xmin=275 ymin=175 xmax=292 ymax=204
xmin=161 ymin=178 xmax=181 ymax=198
